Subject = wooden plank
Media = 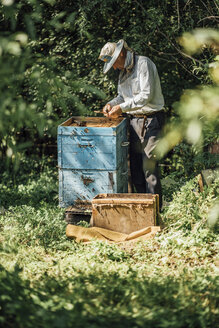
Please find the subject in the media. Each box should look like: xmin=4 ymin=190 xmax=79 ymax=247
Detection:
xmin=198 ymin=174 xmax=204 ymax=192
xmin=92 ymin=199 xmax=154 ymax=204
xmin=93 ymin=193 xmax=156 ymax=200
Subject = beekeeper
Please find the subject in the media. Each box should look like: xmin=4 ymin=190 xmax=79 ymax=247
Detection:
xmin=99 ymin=39 xmax=165 ymax=209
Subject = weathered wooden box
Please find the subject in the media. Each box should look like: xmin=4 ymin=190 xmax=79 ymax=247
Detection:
xmin=58 ymin=117 xmax=128 ymax=208
xmin=91 ymin=193 xmax=159 ymax=234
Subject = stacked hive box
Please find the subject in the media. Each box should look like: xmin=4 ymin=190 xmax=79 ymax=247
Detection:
xmin=58 ymin=116 xmax=128 ymax=208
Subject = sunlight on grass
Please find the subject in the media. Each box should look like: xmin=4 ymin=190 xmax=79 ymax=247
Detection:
xmin=0 ymin=157 xmax=218 ymax=327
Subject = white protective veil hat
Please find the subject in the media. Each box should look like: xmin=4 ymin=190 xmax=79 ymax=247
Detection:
xmin=99 ymin=39 xmax=125 ymax=74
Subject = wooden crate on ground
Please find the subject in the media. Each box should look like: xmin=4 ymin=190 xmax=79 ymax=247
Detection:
xmin=91 ymin=193 xmax=159 ymax=234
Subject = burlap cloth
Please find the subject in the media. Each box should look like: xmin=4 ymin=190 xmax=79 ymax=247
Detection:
xmin=66 ymin=225 xmax=161 ymax=243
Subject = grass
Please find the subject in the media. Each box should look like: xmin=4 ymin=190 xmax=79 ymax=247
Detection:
xmin=0 ymin=156 xmax=218 ymax=327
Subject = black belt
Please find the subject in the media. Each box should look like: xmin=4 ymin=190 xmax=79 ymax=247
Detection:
xmin=127 ymin=110 xmax=163 ymax=118
xmin=126 ymin=111 xmax=163 ymax=137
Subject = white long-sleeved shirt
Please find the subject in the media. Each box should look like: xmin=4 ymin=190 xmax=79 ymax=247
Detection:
xmin=108 ymin=51 xmax=164 ymax=115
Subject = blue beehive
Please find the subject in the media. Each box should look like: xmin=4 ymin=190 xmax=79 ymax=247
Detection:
xmin=58 ymin=116 xmax=128 ymax=208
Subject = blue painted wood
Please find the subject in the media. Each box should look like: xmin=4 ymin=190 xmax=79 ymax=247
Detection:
xmin=58 ymin=117 xmax=128 ymax=207
xmin=59 ymin=167 xmax=128 ymax=208
xmin=58 ymin=117 xmax=128 ymax=170
xmin=59 ymin=135 xmax=117 ymax=170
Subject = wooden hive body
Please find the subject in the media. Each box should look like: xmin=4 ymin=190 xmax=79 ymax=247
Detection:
xmin=58 ymin=117 xmax=128 ymax=208
xmin=91 ymin=193 xmax=159 ymax=234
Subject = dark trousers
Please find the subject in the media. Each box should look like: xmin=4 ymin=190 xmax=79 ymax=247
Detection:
xmin=129 ymin=112 xmax=164 ymax=210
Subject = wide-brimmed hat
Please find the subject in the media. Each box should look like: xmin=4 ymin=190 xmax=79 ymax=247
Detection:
xmin=99 ymin=39 xmax=124 ymax=74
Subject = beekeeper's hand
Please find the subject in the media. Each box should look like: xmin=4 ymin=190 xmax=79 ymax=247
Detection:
xmin=102 ymin=104 xmax=112 ymax=117
xmin=108 ymin=105 xmax=122 ymax=118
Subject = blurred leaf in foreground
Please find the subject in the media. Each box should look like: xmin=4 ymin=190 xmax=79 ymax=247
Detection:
xmin=156 ymin=29 xmax=219 ymax=159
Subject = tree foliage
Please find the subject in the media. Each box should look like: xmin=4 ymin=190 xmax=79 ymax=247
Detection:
xmin=0 ymin=0 xmax=218 ymax=166
xmin=156 ymin=28 xmax=219 ymax=159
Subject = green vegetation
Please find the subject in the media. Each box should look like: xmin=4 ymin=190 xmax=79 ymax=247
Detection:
xmin=0 ymin=1 xmax=219 ymax=327
xmin=156 ymin=28 xmax=219 ymax=159
xmin=1 ymin=0 xmax=218 ymax=165
xmin=0 ymin=157 xmax=218 ymax=327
